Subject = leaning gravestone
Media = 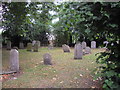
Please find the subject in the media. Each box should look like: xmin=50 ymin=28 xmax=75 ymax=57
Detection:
xmin=33 ymin=42 xmax=38 ymax=52
xmin=27 ymin=43 xmax=32 ymax=51
xmin=82 ymin=41 xmax=87 ymax=49
xmin=74 ymin=43 xmax=83 ymax=59
xmin=32 ymin=40 xmax=36 ymax=46
xmin=7 ymin=41 xmax=11 ymax=50
xmin=84 ymin=47 xmax=91 ymax=54
xmin=19 ymin=42 xmax=24 ymax=49
xmin=62 ymin=44 xmax=70 ymax=52
xmin=43 ymin=53 xmax=52 ymax=65
xmin=91 ymin=41 xmax=96 ymax=49
xmin=10 ymin=49 xmax=19 ymax=72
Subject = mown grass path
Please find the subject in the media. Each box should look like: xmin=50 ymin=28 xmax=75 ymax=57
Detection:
xmin=2 ymin=47 xmax=104 ymax=88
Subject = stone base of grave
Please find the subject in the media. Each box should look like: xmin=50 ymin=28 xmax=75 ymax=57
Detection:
xmin=0 ymin=71 xmax=17 ymax=75
xmin=33 ymin=50 xmax=38 ymax=52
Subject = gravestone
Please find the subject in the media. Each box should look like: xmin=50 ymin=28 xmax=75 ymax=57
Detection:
xmin=33 ymin=42 xmax=38 ymax=52
xmin=19 ymin=42 xmax=24 ymax=49
xmin=27 ymin=43 xmax=32 ymax=51
xmin=48 ymin=45 xmax=53 ymax=49
xmin=82 ymin=41 xmax=87 ymax=49
xmin=32 ymin=40 xmax=36 ymax=46
xmin=74 ymin=43 xmax=83 ymax=59
xmin=43 ymin=53 xmax=52 ymax=65
xmin=84 ymin=47 xmax=91 ymax=54
xmin=9 ymin=49 xmax=19 ymax=72
xmin=7 ymin=41 xmax=11 ymax=50
xmin=91 ymin=41 xmax=96 ymax=49
xmin=36 ymin=41 xmax=40 ymax=47
xmin=48 ymin=40 xmax=53 ymax=49
xmin=62 ymin=44 xmax=70 ymax=52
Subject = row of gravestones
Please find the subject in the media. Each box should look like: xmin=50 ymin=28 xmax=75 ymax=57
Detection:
xmin=5 ymin=40 xmax=40 ymax=50
xmin=62 ymin=41 xmax=93 ymax=59
xmin=8 ymin=41 xmax=96 ymax=72
xmin=27 ymin=41 xmax=40 ymax=52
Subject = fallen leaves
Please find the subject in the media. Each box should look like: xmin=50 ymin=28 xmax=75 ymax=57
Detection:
xmin=80 ymin=74 xmax=83 ymax=77
xmin=91 ymin=86 xmax=95 ymax=88
xmin=60 ymin=81 xmax=63 ymax=84
xmin=52 ymin=77 xmax=57 ymax=81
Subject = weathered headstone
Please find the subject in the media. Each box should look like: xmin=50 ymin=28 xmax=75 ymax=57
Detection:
xmin=48 ymin=45 xmax=53 ymax=49
xmin=91 ymin=41 xmax=96 ymax=49
xmin=62 ymin=44 xmax=70 ymax=52
xmin=43 ymin=53 xmax=52 ymax=65
xmin=74 ymin=43 xmax=83 ymax=59
xmin=27 ymin=43 xmax=32 ymax=51
xmin=19 ymin=42 xmax=24 ymax=49
xmin=84 ymin=47 xmax=91 ymax=54
xmin=48 ymin=40 xmax=53 ymax=49
xmin=32 ymin=40 xmax=36 ymax=46
xmin=7 ymin=41 xmax=11 ymax=50
xmin=36 ymin=41 xmax=40 ymax=47
xmin=9 ymin=49 xmax=19 ymax=72
xmin=82 ymin=41 xmax=87 ymax=49
xmin=33 ymin=42 xmax=38 ymax=52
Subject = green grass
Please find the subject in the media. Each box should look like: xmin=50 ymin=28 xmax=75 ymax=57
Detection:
xmin=2 ymin=47 xmax=104 ymax=88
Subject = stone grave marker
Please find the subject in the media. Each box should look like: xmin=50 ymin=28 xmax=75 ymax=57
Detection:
xmin=19 ymin=42 xmax=24 ymax=49
xmin=7 ymin=41 xmax=11 ymax=50
xmin=62 ymin=44 xmax=70 ymax=52
xmin=9 ymin=49 xmax=19 ymax=72
xmin=32 ymin=40 xmax=36 ymax=46
xmin=33 ymin=42 xmax=38 ymax=52
xmin=82 ymin=41 xmax=87 ymax=49
xmin=91 ymin=41 xmax=96 ymax=49
xmin=74 ymin=43 xmax=83 ymax=59
xmin=36 ymin=41 xmax=40 ymax=47
xmin=84 ymin=47 xmax=91 ymax=54
xmin=27 ymin=43 xmax=32 ymax=51
xmin=43 ymin=53 xmax=52 ymax=65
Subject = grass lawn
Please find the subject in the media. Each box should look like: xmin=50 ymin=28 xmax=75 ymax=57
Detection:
xmin=2 ymin=47 xmax=104 ymax=88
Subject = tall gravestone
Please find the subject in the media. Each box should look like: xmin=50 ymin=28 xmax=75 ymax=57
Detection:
xmin=19 ymin=42 xmax=24 ymax=49
xmin=32 ymin=40 xmax=36 ymax=46
xmin=33 ymin=42 xmax=38 ymax=52
xmin=43 ymin=53 xmax=52 ymax=65
xmin=91 ymin=41 xmax=96 ymax=49
xmin=7 ymin=41 xmax=11 ymax=50
xmin=27 ymin=43 xmax=32 ymax=51
xmin=10 ymin=49 xmax=19 ymax=72
xmin=74 ymin=43 xmax=83 ymax=59
xmin=36 ymin=41 xmax=40 ymax=47
xmin=62 ymin=44 xmax=70 ymax=52
xmin=48 ymin=40 xmax=53 ymax=49
xmin=84 ymin=47 xmax=91 ymax=54
xmin=82 ymin=41 xmax=87 ymax=49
